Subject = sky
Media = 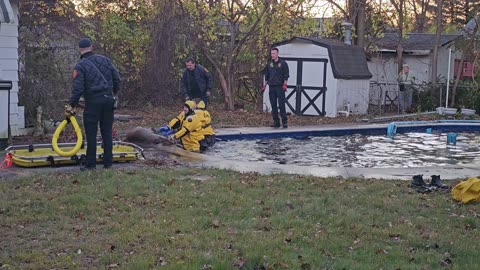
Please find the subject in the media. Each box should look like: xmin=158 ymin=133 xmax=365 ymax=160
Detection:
xmin=70 ymin=0 xmax=346 ymax=18
xmin=313 ymin=0 xmax=344 ymax=17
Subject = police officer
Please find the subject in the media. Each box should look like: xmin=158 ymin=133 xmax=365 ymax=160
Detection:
xmin=180 ymin=57 xmax=212 ymax=106
xmin=262 ymin=47 xmax=290 ymax=128
xmin=67 ymin=38 xmax=121 ymax=171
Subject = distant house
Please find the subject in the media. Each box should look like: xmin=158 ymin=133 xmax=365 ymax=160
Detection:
xmin=368 ymin=33 xmax=462 ymax=85
xmin=265 ymin=37 xmax=372 ymax=117
xmin=0 ymin=0 xmax=25 ymax=141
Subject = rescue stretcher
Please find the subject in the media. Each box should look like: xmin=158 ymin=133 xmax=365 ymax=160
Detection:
xmin=5 ymin=141 xmax=143 ymax=168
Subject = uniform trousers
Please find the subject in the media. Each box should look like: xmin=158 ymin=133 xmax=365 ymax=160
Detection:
xmin=83 ymin=95 xmax=115 ymax=168
xmin=268 ymin=85 xmax=287 ymax=126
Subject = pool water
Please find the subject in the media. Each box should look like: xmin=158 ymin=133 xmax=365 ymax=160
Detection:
xmin=210 ymin=132 xmax=480 ymax=168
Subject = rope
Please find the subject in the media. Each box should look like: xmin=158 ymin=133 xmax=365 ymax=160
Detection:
xmin=51 ymin=115 xmax=83 ymax=157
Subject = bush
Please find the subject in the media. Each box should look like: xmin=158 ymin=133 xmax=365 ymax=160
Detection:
xmin=414 ymin=83 xmax=441 ymax=112
xmin=415 ymin=80 xmax=480 ymax=114
xmin=453 ymin=80 xmax=480 ymax=113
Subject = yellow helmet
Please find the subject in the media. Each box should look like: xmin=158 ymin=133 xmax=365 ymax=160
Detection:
xmin=196 ymin=100 xmax=206 ymax=109
xmin=184 ymin=100 xmax=196 ymax=110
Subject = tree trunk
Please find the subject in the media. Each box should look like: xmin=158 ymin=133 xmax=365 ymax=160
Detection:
xmin=357 ymin=0 xmax=366 ymax=47
xmin=450 ymin=57 xmax=464 ymax=107
xmin=391 ymin=0 xmax=405 ymax=73
xmin=227 ymin=73 xmax=235 ymax=110
xmin=216 ymin=69 xmax=234 ymax=110
xmin=397 ymin=43 xmax=404 ymax=73
xmin=431 ymin=0 xmax=443 ymax=87
xmin=216 ymin=69 xmax=229 ymax=107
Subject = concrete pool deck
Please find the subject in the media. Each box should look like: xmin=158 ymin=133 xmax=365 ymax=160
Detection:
xmin=2 ymin=121 xmax=480 ymax=181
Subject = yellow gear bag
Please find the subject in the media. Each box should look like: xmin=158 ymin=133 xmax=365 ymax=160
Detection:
xmin=451 ymin=177 xmax=480 ymax=204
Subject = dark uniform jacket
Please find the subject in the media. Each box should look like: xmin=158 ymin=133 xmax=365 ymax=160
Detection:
xmin=69 ymin=51 xmax=121 ymax=107
xmin=180 ymin=64 xmax=212 ymax=99
xmin=264 ymin=58 xmax=289 ymax=86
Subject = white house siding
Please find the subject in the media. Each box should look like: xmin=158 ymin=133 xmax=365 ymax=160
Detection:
xmin=369 ymin=54 xmax=431 ymax=85
xmin=437 ymin=45 xmax=462 ymax=81
xmin=367 ymin=55 xmax=397 ymax=84
xmin=0 ymin=0 xmax=23 ymax=136
xmin=369 ymin=47 xmax=461 ymax=87
xmin=336 ymin=79 xmax=369 ymax=116
xmin=263 ymin=41 xmax=337 ymax=117
xmin=403 ymin=55 xmax=431 ymax=84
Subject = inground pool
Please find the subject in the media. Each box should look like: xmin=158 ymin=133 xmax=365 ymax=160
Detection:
xmin=212 ymin=121 xmax=480 ymax=168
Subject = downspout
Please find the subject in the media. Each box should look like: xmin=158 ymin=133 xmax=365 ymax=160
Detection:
xmin=336 ymin=22 xmax=354 ymax=117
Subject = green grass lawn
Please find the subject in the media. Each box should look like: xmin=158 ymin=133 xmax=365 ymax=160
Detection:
xmin=1 ymin=168 xmax=478 ymax=269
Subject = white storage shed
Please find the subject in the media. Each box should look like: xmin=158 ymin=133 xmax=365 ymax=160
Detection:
xmin=263 ymin=37 xmax=372 ymax=117
xmin=0 ymin=0 xmax=24 ymax=143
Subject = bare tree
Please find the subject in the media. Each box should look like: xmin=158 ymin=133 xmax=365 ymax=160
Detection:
xmin=409 ymin=0 xmax=433 ymax=32
xmin=390 ymin=0 xmax=406 ymax=73
xmin=431 ymin=0 xmax=443 ymax=87
xmin=141 ymin=0 xmax=180 ymax=105
xmin=357 ymin=0 xmax=366 ymax=47
xmin=450 ymin=15 xmax=479 ymax=107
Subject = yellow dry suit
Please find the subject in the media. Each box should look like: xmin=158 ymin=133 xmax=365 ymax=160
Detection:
xmin=194 ymin=100 xmax=215 ymax=147
xmin=168 ymin=112 xmax=185 ymax=132
xmin=173 ymin=101 xmax=204 ymax=152
xmin=452 ymin=177 xmax=480 ymax=204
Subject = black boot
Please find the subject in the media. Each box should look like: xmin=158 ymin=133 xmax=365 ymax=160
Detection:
xmin=430 ymin=175 xmax=449 ymax=189
xmin=411 ymin=175 xmax=427 ymax=187
xmin=410 ymin=175 xmax=432 ymax=193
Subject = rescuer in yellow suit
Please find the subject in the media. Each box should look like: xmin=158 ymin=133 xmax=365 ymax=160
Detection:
xmin=157 ymin=110 xmax=185 ymax=136
xmin=194 ymin=99 xmax=215 ymax=147
xmin=168 ymin=101 xmax=205 ymax=152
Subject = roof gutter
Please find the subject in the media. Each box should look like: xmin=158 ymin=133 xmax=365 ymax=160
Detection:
xmin=0 ymin=0 xmax=15 ymax=24
xmin=376 ymin=49 xmax=431 ymax=55
xmin=405 ymin=50 xmax=431 ymax=55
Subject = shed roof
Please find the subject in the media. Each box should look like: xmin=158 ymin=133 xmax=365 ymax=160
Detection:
xmin=0 ymin=0 xmax=14 ymax=23
xmin=375 ymin=33 xmax=460 ymax=51
xmin=275 ymin=37 xmax=372 ymax=80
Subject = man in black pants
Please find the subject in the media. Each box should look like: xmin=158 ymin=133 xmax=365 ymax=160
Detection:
xmin=262 ymin=47 xmax=290 ymax=128
xmin=67 ymin=38 xmax=121 ymax=171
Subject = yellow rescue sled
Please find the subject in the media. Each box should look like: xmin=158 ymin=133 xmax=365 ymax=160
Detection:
xmin=4 ymin=113 xmax=143 ymax=168
xmin=5 ymin=141 xmax=143 ymax=168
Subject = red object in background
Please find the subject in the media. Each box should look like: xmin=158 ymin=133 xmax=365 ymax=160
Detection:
xmin=0 ymin=153 xmax=13 ymax=169
xmin=112 ymin=127 xmax=117 ymax=138
xmin=454 ymin=60 xmax=476 ymax=79
xmin=463 ymin=62 xmax=475 ymax=78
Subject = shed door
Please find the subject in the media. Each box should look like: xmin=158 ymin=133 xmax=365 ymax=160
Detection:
xmin=283 ymin=58 xmax=328 ymax=116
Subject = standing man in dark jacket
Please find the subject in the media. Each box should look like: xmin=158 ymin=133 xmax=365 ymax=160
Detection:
xmin=262 ymin=47 xmax=290 ymax=128
xmin=67 ymin=38 xmax=121 ymax=171
xmin=180 ymin=57 xmax=212 ymax=106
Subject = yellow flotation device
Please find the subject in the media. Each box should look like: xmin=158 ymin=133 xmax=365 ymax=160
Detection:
xmin=52 ymin=115 xmax=83 ymax=157
xmin=451 ymin=177 xmax=480 ymax=204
